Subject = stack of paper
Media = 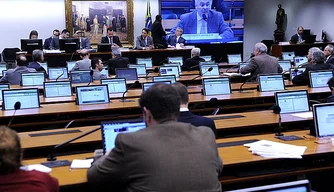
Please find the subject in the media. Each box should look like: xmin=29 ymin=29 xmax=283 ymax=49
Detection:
xmin=244 ymin=140 xmax=307 ymax=159
xmin=43 ymin=50 xmax=61 ymax=54
xmin=70 ymin=159 xmax=94 ymax=169
xmin=20 ymin=164 xmax=52 ymax=173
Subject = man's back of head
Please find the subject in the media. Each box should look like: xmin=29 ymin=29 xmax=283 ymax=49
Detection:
xmin=312 ymin=51 xmax=326 ymax=64
xmin=172 ymin=82 xmax=189 ymax=105
xmin=191 ymin=47 xmax=201 ymax=57
xmin=80 ymin=49 xmax=89 ymax=58
xmin=16 ymin=55 xmax=28 ymax=67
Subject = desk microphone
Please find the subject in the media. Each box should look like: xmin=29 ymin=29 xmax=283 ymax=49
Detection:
xmin=158 ymin=58 xmax=168 ymax=66
xmin=87 ymin=70 xmax=94 ymax=86
xmin=55 ymin=71 xmax=65 ymax=81
xmin=47 ymin=127 xmax=101 ymax=161
xmin=226 ymin=53 xmax=254 ymax=73
xmin=7 ymin=101 xmax=21 ymax=128
xmin=120 ymin=80 xmax=140 ymax=102
xmin=202 ymin=14 xmax=207 ymax=21
xmin=239 ymin=76 xmax=255 ymax=92
xmin=272 ymin=105 xmax=283 ymax=136
xmin=186 ymin=67 xmax=213 ymax=86
xmin=298 ymin=63 xmax=309 ymax=68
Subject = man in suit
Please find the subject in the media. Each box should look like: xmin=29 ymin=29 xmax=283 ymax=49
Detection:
xmin=43 ymin=29 xmax=59 ymax=50
xmin=292 ymin=51 xmax=332 ymax=85
xmin=73 ymin=30 xmax=91 ymax=49
xmin=91 ymin=57 xmax=107 ymax=80
xmin=107 ymin=48 xmax=129 ymax=75
xmin=71 ymin=49 xmax=91 ymax=71
xmin=28 ymin=49 xmax=46 ymax=74
xmin=327 ymin=77 xmax=334 ymax=103
xmin=170 ymin=0 xmax=233 ymax=40
xmin=167 ymin=27 xmax=186 ymax=48
xmin=0 ymin=55 xmax=36 ymax=85
xmin=290 ymin=26 xmax=305 ymax=44
xmin=87 ymin=83 xmax=223 ymax=191
xmin=173 ymin=82 xmax=217 ymax=136
xmin=324 ymin=44 xmax=334 ymax=64
xmin=100 ymin=28 xmax=122 ymax=47
xmin=240 ymin=43 xmax=283 ymax=81
xmin=182 ymin=47 xmax=205 ymax=71
xmin=152 ymin=15 xmax=166 ymax=48
xmin=135 ymin=28 xmax=153 ymax=50
xmin=50 ymin=29 xmax=70 ymax=50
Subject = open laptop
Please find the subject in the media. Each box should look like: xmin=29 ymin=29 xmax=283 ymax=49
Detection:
xmin=66 ymin=61 xmax=77 ymax=71
xmin=21 ymin=72 xmax=45 ymax=86
xmin=200 ymin=55 xmax=212 ymax=61
xmin=101 ymin=78 xmax=127 ymax=94
xmin=278 ymin=60 xmax=292 ymax=72
xmin=2 ymin=88 xmax=40 ymax=110
xmin=116 ymin=68 xmax=138 ymax=81
xmin=43 ymin=81 xmax=72 ymax=98
xmin=163 ymin=63 xmax=181 ymax=73
xmin=101 ymin=119 xmax=146 ymax=154
xmin=137 ymin=57 xmax=153 ymax=68
xmin=282 ymin=52 xmax=295 ymax=60
xmin=275 ymin=90 xmax=310 ymax=114
xmin=202 ymin=77 xmax=231 ymax=96
xmin=0 ymin=64 xmax=7 ymax=72
xmin=0 ymin=84 xmax=10 ymax=101
xmin=142 ymin=81 xmax=171 ymax=92
xmin=289 ymin=68 xmax=306 ymax=81
xmin=309 ymin=70 xmax=334 ymax=88
xmin=75 ymin=85 xmax=109 ymax=105
xmin=152 ymin=75 xmax=176 ymax=84
xmin=128 ymin=64 xmax=146 ymax=77
xmin=70 ymin=71 xmax=91 ymax=83
xmin=199 ymin=61 xmax=215 ymax=65
xmin=227 ymin=54 xmax=242 ymax=64
xmin=226 ymin=180 xmax=311 ymax=192
xmin=258 ymin=74 xmax=285 ymax=92
xmin=200 ymin=64 xmax=219 ymax=77
xmin=159 ymin=66 xmax=180 ymax=78
xmin=294 ymin=56 xmax=308 ymax=67
xmin=239 ymin=62 xmax=249 ymax=70
xmin=48 ymin=67 xmax=69 ymax=80
xmin=313 ymin=103 xmax=334 ymax=137
xmin=167 ymin=56 xmax=183 ymax=66
xmin=2 ymin=70 xmax=7 ymax=77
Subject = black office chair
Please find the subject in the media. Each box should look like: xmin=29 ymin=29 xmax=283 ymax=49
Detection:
xmin=261 ymin=40 xmax=275 ymax=54
xmin=2 ymin=48 xmax=21 ymax=69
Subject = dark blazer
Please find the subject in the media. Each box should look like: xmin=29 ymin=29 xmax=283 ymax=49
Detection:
xmin=290 ymin=34 xmax=303 ymax=44
xmin=167 ymin=35 xmax=186 ymax=47
xmin=152 ymin=20 xmax=166 ymax=46
xmin=326 ymin=54 xmax=334 ymax=65
xmin=0 ymin=66 xmax=36 ymax=85
xmin=178 ymin=111 xmax=217 ymax=137
xmin=43 ymin=37 xmax=52 ymax=50
xmin=107 ymin=56 xmax=130 ymax=75
xmin=100 ymin=36 xmax=122 ymax=47
xmin=28 ymin=62 xmax=46 ymax=73
xmin=135 ymin=35 xmax=153 ymax=49
xmin=87 ymin=121 xmax=223 ymax=192
xmin=327 ymin=95 xmax=334 ymax=103
xmin=50 ymin=37 xmax=60 ymax=50
xmin=292 ymin=63 xmax=332 ymax=85
xmin=182 ymin=56 xmax=205 ymax=71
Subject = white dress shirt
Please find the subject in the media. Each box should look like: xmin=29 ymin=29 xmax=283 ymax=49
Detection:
xmin=197 ymin=12 xmax=208 ymax=34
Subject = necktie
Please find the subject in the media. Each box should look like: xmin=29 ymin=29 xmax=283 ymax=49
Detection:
xmin=109 ymin=37 xmax=112 ymax=44
xmin=144 ymin=38 xmax=147 ymax=47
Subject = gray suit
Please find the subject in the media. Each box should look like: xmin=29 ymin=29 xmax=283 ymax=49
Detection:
xmin=80 ymin=38 xmax=91 ymax=49
xmin=135 ymin=35 xmax=153 ymax=49
xmin=0 ymin=66 xmax=37 ymax=85
xmin=92 ymin=69 xmax=107 ymax=80
xmin=240 ymin=53 xmax=283 ymax=81
xmin=87 ymin=121 xmax=223 ymax=192
xmin=71 ymin=58 xmax=91 ymax=71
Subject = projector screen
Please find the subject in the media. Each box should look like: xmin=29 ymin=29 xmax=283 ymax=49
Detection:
xmin=161 ymin=0 xmax=244 ymax=44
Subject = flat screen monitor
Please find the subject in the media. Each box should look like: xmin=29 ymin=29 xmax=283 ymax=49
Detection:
xmin=227 ymin=54 xmax=242 ymax=64
xmin=101 ymin=119 xmax=146 ymax=154
xmin=200 ymin=64 xmax=219 ymax=77
xmin=43 ymin=81 xmax=72 ymax=98
xmin=199 ymin=61 xmax=215 ymax=65
xmin=258 ymin=74 xmax=285 ymax=92
xmin=21 ymin=72 xmax=45 ymax=86
xmin=163 ymin=63 xmax=181 ymax=73
xmin=142 ymin=81 xmax=171 ymax=92
xmin=137 ymin=57 xmax=153 ymax=68
xmin=278 ymin=60 xmax=291 ymax=72
xmin=275 ymin=90 xmax=310 ymax=114
xmin=2 ymin=88 xmax=40 ymax=110
xmin=101 ymin=78 xmax=127 ymax=94
xmin=76 ymin=85 xmax=109 ymax=105
xmin=48 ymin=67 xmax=69 ymax=80
xmin=309 ymin=70 xmax=334 ymax=88
xmin=66 ymin=61 xmax=77 ymax=71
xmin=290 ymin=68 xmax=306 ymax=81
xmin=152 ymin=75 xmax=176 ymax=84
xmin=0 ymin=84 xmax=10 ymax=101
xmin=2 ymin=70 xmax=7 ymax=77
xmin=167 ymin=56 xmax=183 ymax=66
xmin=128 ymin=64 xmax=146 ymax=76
xmin=70 ymin=71 xmax=91 ymax=83
xmin=159 ymin=66 xmax=180 ymax=78
xmin=0 ymin=65 xmax=6 ymax=72
xmin=239 ymin=62 xmax=249 ymax=70
xmin=282 ymin=52 xmax=295 ymax=60
xmin=59 ymin=38 xmax=80 ymax=53
xmin=97 ymin=43 xmax=112 ymax=52
xmin=304 ymin=35 xmax=316 ymax=44
xmin=115 ymin=68 xmax=138 ymax=81
xmin=202 ymin=77 xmax=231 ymax=96
xmin=313 ymin=103 xmax=334 ymax=137
xmin=294 ymin=56 xmax=308 ymax=67
xmin=20 ymin=39 xmax=43 ymax=54
xmin=201 ymin=55 xmax=212 ymax=61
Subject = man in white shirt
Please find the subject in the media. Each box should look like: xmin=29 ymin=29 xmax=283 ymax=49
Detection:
xmin=167 ymin=27 xmax=186 ymax=48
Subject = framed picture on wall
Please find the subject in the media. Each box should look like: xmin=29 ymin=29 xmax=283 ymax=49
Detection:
xmin=65 ymin=0 xmax=134 ymax=45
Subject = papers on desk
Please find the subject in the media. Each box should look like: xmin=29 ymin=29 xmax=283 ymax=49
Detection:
xmin=43 ymin=50 xmax=62 ymax=54
xmin=70 ymin=159 xmax=94 ymax=169
xmin=290 ymin=112 xmax=313 ymax=119
xmin=244 ymin=140 xmax=307 ymax=159
xmin=224 ymin=72 xmax=250 ymax=77
xmin=20 ymin=164 xmax=52 ymax=173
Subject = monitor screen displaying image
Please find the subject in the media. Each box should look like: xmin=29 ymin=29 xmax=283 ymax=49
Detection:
xmin=282 ymin=52 xmax=295 ymax=60
xmin=290 ymin=68 xmax=306 ymax=81
xmin=258 ymin=74 xmax=285 ymax=92
xmin=67 ymin=61 xmax=77 ymax=71
xmin=152 ymin=75 xmax=176 ymax=84
xmin=201 ymin=55 xmax=212 ymax=61
xmin=21 ymin=72 xmax=45 ymax=86
xmin=167 ymin=56 xmax=183 ymax=66
xmin=200 ymin=64 xmax=219 ymax=77
xmin=137 ymin=58 xmax=153 ymax=68
xmin=101 ymin=78 xmax=127 ymax=94
xmin=163 ymin=63 xmax=181 ymax=73
xmin=239 ymin=62 xmax=249 ymax=70
xmin=275 ymin=90 xmax=310 ymax=114
xmin=203 ymin=77 xmax=231 ymax=95
xmin=0 ymin=65 xmax=6 ymax=73
xmin=309 ymin=71 xmax=334 ymax=88
xmin=48 ymin=67 xmax=69 ymax=80
xmin=70 ymin=71 xmax=91 ymax=83
xmin=142 ymin=81 xmax=171 ymax=92
xmin=116 ymin=68 xmax=138 ymax=81
xmin=227 ymin=54 xmax=242 ymax=64
xmin=2 ymin=88 xmax=40 ymax=110
xmin=128 ymin=64 xmax=146 ymax=76
xmin=43 ymin=81 xmax=72 ymax=98
xmin=313 ymin=103 xmax=334 ymax=137
xmin=0 ymin=84 xmax=10 ymax=101
xmin=159 ymin=66 xmax=180 ymax=77
xmin=294 ymin=56 xmax=308 ymax=66
xmin=76 ymin=85 xmax=109 ymax=105
xmin=278 ymin=60 xmax=291 ymax=72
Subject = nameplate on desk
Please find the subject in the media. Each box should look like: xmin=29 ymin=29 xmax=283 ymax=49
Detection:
xmin=210 ymin=115 xmax=245 ymax=120
xmin=217 ymin=139 xmax=259 ymax=148
xmin=29 ymin=129 xmax=82 ymax=137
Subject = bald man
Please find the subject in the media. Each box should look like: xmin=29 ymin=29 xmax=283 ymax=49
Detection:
xmin=71 ymin=49 xmax=91 ymax=71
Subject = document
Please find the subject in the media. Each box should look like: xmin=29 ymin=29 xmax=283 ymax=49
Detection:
xmin=291 ymin=112 xmax=313 ymax=119
xmin=70 ymin=159 xmax=94 ymax=169
xmin=20 ymin=164 xmax=52 ymax=173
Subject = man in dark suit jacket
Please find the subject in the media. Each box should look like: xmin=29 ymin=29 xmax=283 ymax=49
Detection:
xmin=290 ymin=26 xmax=305 ymax=44
xmin=327 ymin=77 xmax=334 ymax=103
xmin=135 ymin=28 xmax=153 ymax=50
xmin=107 ymin=48 xmax=129 ymax=75
xmin=173 ymin=82 xmax=217 ymax=137
xmin=50 ymin=29 xmax=70 ymax=50
xmin=292 ymin=51 xmax=332 ymax=85
xmin=182 ymin=47 xmax=205 ymax=71
xmin=100 ymin=28 xmax=122 ymax=47
xmin=324 ymin=44 xmax=334 ymax=64
xmin=87 ymin=84 xmax=223 ymax=191
xmin=43 ymin=29 xmax=59 ymax=50
xmin=167 ymin=27 xmax=186 ymax=48
xmin=73 ymin=30 xmax=91 ymax=49
xmin=151 ymin=15 xmax=166 ymax=48
xmin=28 ymin=49 xmax=46 ymax=74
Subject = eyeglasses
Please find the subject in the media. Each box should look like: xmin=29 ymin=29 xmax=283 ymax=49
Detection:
xmin=199 ymin=2 xmax=210 ymax=7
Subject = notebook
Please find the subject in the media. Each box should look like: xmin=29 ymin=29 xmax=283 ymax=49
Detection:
xmin=152 ymin=75 xmax=176 ymax=84
xmin=159 ymin=66 xmax=180 ymax=78
xmin=128 ymin=64 xmax=146 ymax=76
xmin=115 ymin=68 xmax=138 ymax=81
xmin=202 ymin=77 xmax=231 ymax=96
xmin=75 ymin=85 xmax=109 ymax=105
xmin=43 ymin=81 xmax=72 ymax=98
xmin=258 ymin=74 xmax=285 ymax=92
xmin=309 ymin=70 xmax=334 ymax=88
xmin=313 ymin=103 xmax=334 ymax=137
xmin=289 ymin=68 xmax=306 ymax=81
xmin=282 ymin=52 xmax=295 ymax=60
xmin=275 ymin=90 xmax=310 ymax=114
xmin=48 ymin=67 xmax=69 ymax=80
xmin=70 ymin=71 xmax=91 ymax=83
xmin=227 ymin=54 xmax=242 ymax=64
xmin=101 ymin=78 xmax=127 ymax=94
xmin=137 ymin=57 xmax=153 ymax=68
xmin=167 ymin=56 xmax=183 ymax=66
xmin=142 ymin=81 xmax=171 ymax=92
xmin=200 ymin=64 xmax=219 ymax=77
xmin=21 ymin=72 xmax=45 ymax=86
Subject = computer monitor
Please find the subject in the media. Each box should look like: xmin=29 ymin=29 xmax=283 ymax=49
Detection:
xmin=137 ymin=57 xmax=153 ymax=68
xmin=101 ymin=118 xmax=146 ymax=154
xmin=43 ymin=81 xmax=72 ymax=98
xmin=2 ymin=88 xmax=40 ymax=110
xmin=309 ymin=70 xmax=334 ymax=88
xmin=97 ymin=43 xmax=112 ymax=52
xmin=0 ymin=84 xmax=10 ymax=101
xmin=115 ymin=68 xmax=138 ymax=81
xmin=128 ymin=64 xmax=146 ymax=76
xmin=227 ymin=54 xmax=242 ymax=64
xmin=66 ymin=61 xmax=77 ymax=71
xmin=59 ymin=38 xmax=80 ymax=53
xmin=48 ymin=67 xmax=69 ymax=80
xmin=290 ymin=68 xmax=306 ymax=81
xmin=70 ymin=71 xmax=91 ymax=83
xmin=278 ymin=60 xmax=291 ymax=72
xmin=20 ymin=39 xmax=43 ymax=54
xmin=0 ymin=64 xmax=6 ymax=72
xmin=152 ymin=75 xmax=176 ymax=84
xmin=239 ymin=62 xmax=249 ymax=70
xmin=202 ymin=77 xmax=231 ymax=96
xmin=21 ymin=72 xmax=45 ymax=86
xmin=313 ymin=103 xmax=334 ymax=137
xmin=167 ymin=56 xmax=183 ymax=66
xmin=275 ymin=90 xmax=310 ymax=114
xmin=201 ymin=55 xmax=212 ymax=61
xmin=294 ymin=56 xmax=308 ymax=67
xmin=100 ymin=67 xmax=109 ymax=78
xmin=101 ymin=78 xmax=127 ymax=94
xmin=142 ymin=81 xmax=171 ymax=92
xmin=304 ymin=35 xmax=316 ymax=44
xmin=163 ymin=63 xmax=181 ymax=73
xmin=2 ymin=70 xmax=7 ymax=77
xmin=159 ymin=66 xmax=180 ymax=78
xmin=200 ymin=64 xmax=219 ymax=77
xmin=258 ymin=74 xmax=285 ymax=92
xmin=75 ymin=85 xmax=109 ymax=105
xmin=199 ymin=61 xmax=215 ymax=65
xmin=282 ymin=52 xmax=295 ymax=60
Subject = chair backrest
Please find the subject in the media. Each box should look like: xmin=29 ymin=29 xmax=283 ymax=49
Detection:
xmin=2 ymin=48 xmax=21 ymax=63
xmin=261 ymin=40 xmax=275 ymax=54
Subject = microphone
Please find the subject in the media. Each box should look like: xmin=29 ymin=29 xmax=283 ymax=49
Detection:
xmin=7 ymin=101 xmax=21 ymax=128
xmin=186 ymin=67 xmax=213 ymax=86
xmin=47 ymin=126 xmax=101 ymax=161
xmin=272 ymin=105 xmax=283 ymax=136
xmin=55 ymin=71 xmax=65 ymax=81
xmin=158 ymin=58 xmax=168 ymax=65
xmin=226 ymin=53 xmax=255 ymax=73
xmin=202 ymin=14 xmax=207 ymax=21
xmin=153 ymin=67 xmax=159 ymax=73
xmin=87 ymin=70 xmax=94 ymax=86
xmin=298 ymin=63 xmax=309 ymax=68
xmin=120 ymin=80 xmax=140 ymax=102
xmin=239 ymin=76 xmax=255 ymax=92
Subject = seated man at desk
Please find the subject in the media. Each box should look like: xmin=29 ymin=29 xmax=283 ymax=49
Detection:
xmin=0 ymin=126 xmax=59 ymax=191
xmin=100 ymin=28 xmax=122 ymax=47
xmin=0 ymin=55 xmax=36 ymax=85
xmin=172 ymin=82 xmax=216 ymax=137
xmin=50 ymin=29 xmax=70 ymax=50
xmin=290 ymin=26 xmax=305 ymax=44
xmin=71 ymin=49 xmax=91 ymax=71
xmin=135 ymin=28 xmax=153 ymax=50
xmin=327 ymin=77 xmax=334 ymax=103
xmin=28 ymin=49 xmax=46 ymax=73
xmin=107 ymin=48 xmax=129 ymax=75
xmin=167 ymin=27 xmax=186 ymax=48
xmin=240 ymin=43 xmax=282 ymax=81
xmin=43 ymin=29 xmax=59 ymax=50
xmin=91 ymin=57 xmax=107 ymax=80
xmin=73 ymin=30 xmax=91 ymax=49
xmin=182 ymin=47 xmax=205 ymax=71
xmin=87 ymin=84 xmax=223 ymax=191
xmin=324 ymin=44 xmax=334 ymax=64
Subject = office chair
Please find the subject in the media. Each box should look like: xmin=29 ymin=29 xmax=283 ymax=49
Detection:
xmin=2 ymin=48 xmax=21 ymax=69
xmin=261 ymin=40 xmax=275 ymax=54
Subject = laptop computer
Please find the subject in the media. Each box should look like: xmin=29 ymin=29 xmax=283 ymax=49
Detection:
xmin=258 ymin=74 xmax=285 ymax=92
xmin=282 ymin=52 xmax=295 ymax=60
xmin=0 ymin=84 xmax=10 ymax=101
xmin=202 ymin=77 xmax=231 ymax=96
xmin=48 ymin=67 xmax=69 ymax=80
xmin=159 ymin=66 xmax=180 ymax=78
xmin=75 ymin=85 xmax=109 ymax=105
xmin=2 ymin=88 xmax=40 ymax=110
xmin=43 ymin=81 xmax=72 ymax=98
xmin=199 ymin=61 xmax=215 ymax=66
xmin=275 ymin=90 xmax=310 ymax=114
xmin=239 ymin=62 xmax=249 ymax=70
xmin=128 ymin=64 xmax=147 ymax=77
xmin=116 ymin=68 xmax=138 ymax=81
xmin=137 ymin=57 xmax=153 ymax=68
xmin=142 ymin=81 xmax=171 ymax=92
xmin=163 ymin=63 xmax=181 ymax=73
xmin=200 ymin=64 xmax=219 ymax=77
xmin=70 ymin=71 xmax=91 ymax=83
xmin=289 ymin=68 xmax=306 ymax=81
xmin=101 ymin=78 xmax=127 ymax=94
xmin=309 ymin=70 xmax=334 ymax=88
xmin=294 ymin=56 xmax=308 ymax=67
xmin=152 ymin=75 xmax=176 ymax=84
xmin=227 ymin=54 xmax=242 ymax=64
xmin=21 ymin=72 xmax=45 ymax=86
xmin=201 ymin=55 xmax=212 ymax=61
xmin=278 ymin=60 xmax=291 ymax=72
xmin=313 ymin=103 xmax=334 ymax=137
xmin=66 ymin=61 xmax=77 ymax=71
xmin=167 ymin=56 xmax=183 ymax=66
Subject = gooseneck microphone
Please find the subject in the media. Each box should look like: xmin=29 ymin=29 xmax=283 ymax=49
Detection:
xmin=7 ymin=101 xmax=21 ymax=128
xmin=55 ymin=70 xmax=65 ymax=81
xmin=273 ymin=105 xmax=283 ymax=136
xmin=120 ymin=80 xmax=140 ymax=102
xmin=87 ymin=70 xmax=94 ymax=86
xmin=186 ymin=67 xmax=213 ymax=86
xmin=202 ymin=14 xmax=207 ymax=21
xmin=239 ymin=76 xmax=255 ymax=92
